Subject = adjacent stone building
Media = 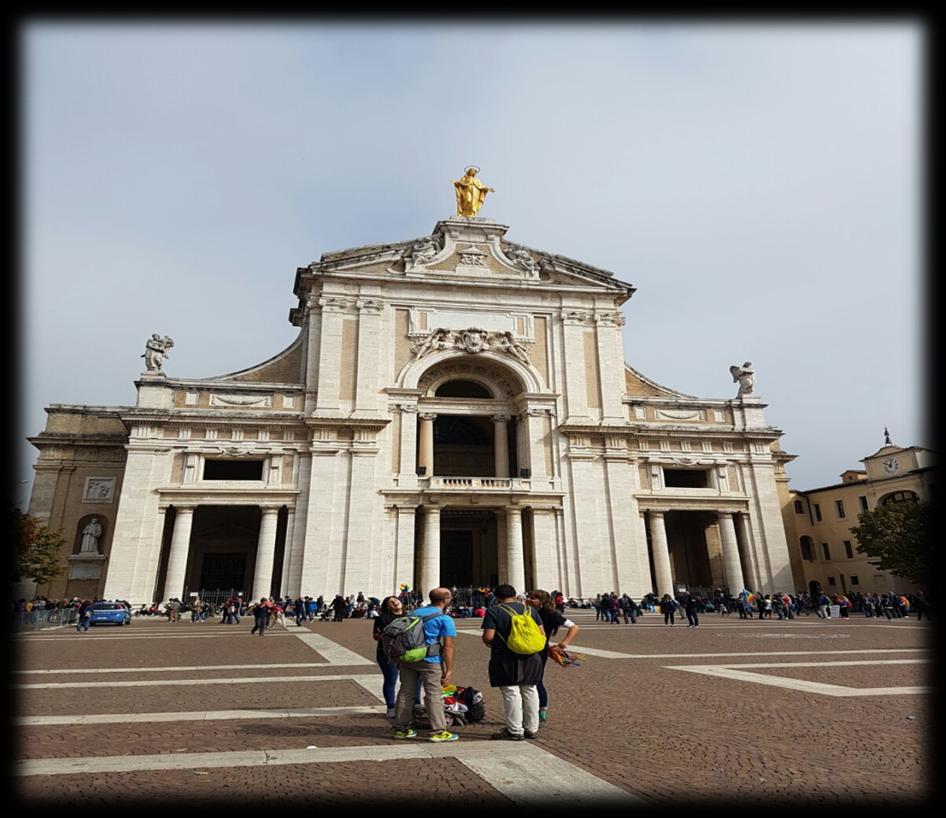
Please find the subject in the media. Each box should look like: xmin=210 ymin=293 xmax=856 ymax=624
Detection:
xmin=28 ymin=214 xmax=797 ymax=605
xmin=780 ymin=432 xmax=935 ymax=596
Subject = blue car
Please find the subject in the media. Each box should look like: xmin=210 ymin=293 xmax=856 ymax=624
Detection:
xmin=88 ymin=602 xmax=132 ymax=626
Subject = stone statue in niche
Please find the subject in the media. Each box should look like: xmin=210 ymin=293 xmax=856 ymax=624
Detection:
xmin=80 ymin=518 xmax=103 ymax=554
xmin=729 ymin=361 xmax=755 ymax=397
xmin=142 ymin=334 xmax=174 ymax=372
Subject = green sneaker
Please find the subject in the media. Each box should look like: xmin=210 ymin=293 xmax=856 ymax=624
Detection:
xmin=393 ymin=727 xmax=418 ymax=739
xmin=538 ymin=709 xmax=548 ymax=723
xmin=429 ymin=730 xmax=459 ymax=743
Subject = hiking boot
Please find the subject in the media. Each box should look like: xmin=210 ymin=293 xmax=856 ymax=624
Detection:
xmin=524 ymin=730 xmax=539 ymax=739
xmin=429 ymin=730 xmax=459 ymax=743
xmin=490 ymin=729 xmax=524 ymax=741
xmin=538 ymin=709 xmax=548 ymax=723
xmin=393 ymin=727 xmax=418 ymax=739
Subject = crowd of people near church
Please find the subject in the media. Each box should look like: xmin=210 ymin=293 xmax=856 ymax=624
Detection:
xmin=13 ymin=585 xmax=932 ymax=629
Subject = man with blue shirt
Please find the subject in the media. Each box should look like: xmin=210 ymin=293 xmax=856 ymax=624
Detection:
xmin=392 ymin=586 xmax=459 ymax=743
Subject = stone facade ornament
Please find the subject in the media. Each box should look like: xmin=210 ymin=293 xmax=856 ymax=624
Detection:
xmin=493 ymin=331 xmax=530 ymax=363
xmin=729 ymin=361 xmax=755 ymax=397
xmin=404 ymin=235 xmax=441 ymax=265
xmin=410 ymin=327 xmax=532 ymax=365
xmin=142 ymin=334 xmax=174 ymax=372
xmin=457 ymin=245 xmax=489 ymax=267
xmin=504 ymin=244 xmax=539 ymax=277
xmin=459 ymin=328 xmax=490 ymax=353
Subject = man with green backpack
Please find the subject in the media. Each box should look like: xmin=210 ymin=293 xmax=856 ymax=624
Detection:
xmin=481 ymin=584 xmax=546 ymax=741
xmin=385 ymin=586 xmax=459 ymax=743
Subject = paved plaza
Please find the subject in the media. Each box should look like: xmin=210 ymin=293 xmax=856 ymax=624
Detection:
xmin=13 ymin=609 xmax=931 ymax=805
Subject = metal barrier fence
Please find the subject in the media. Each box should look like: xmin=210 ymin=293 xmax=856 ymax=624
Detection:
xmin=13 ymin=608 xmax=79 ymax=631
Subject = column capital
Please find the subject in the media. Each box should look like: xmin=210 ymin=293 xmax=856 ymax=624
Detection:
xmin=492 ymin=414 xmax=513 ymax=423
xmin=173 ymin=505 xmax=196 ymax=514
xmin=505 ymin=505 xmax=523 ymax=517
xmin=418 ymin=412 xmax=438 ymax=421
xmin=647 ymin=509 xmax=666 ymax=518
xmin=423 ymin=504 xmax=441 ymax=516
xmin=717 ymin=510 xmax=735 ymax=520
xmin=260 ymin=506 xmax=282 ymax=516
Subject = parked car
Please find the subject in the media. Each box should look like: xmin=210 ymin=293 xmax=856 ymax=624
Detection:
xmin=88 ymin=602 xmax=132 ymax=626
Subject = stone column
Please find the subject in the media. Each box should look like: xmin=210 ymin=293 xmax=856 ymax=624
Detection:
xmin=493 ymin=415 xmax=510 ymax=478
xmin=735 ymin=512 xmax=758 ymax=591
xmin=524 ymin=409 xmax=550 ymax=480
xmin=253 ymin=507 xmax=281 ymax=600
xmin=395 ymin=506 xmax=417 ymax=593
xmin=315 ymin=297 xmax=345 ymax=413
xmin=505 ymin=506 xmax=526 ymax=592
xmin=279 ymin=507 xmax=296 ymax=597
xmin=647 ymin=510 xmax=674 ymax=598
xmin=496 ymin=509 xmax=508 ymax=583
xmin=163 ymin=506 xmax=195 ymax=602
xmin=418 ymin=413 xmax=436 ymax=476
xmin=560 ymin=310 xmax=589 ymax=421
xmin=717 ymin=511 xmax=745 ymax=594
xmin=594 ymin=312 xmax=626 ymax=421
xmin=530 ymin=508 xmax=558 ymax=591
xmin=353 ymin=298 xmax=383 ymax=416
xmin=398 ymin=406 xmax=418 ymax=480
xmin=418 ymin=505 xmax=441 ymax=597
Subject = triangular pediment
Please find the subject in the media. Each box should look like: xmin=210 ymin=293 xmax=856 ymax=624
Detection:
xmin=297 ymin=217 xmax=635 ymax=298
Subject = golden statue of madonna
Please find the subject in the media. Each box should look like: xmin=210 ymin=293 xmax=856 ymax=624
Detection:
xmin=452 ymin=166 xmax=494 ymax=217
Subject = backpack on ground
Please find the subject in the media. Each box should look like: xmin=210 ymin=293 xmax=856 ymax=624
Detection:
xmin=456 ymin=686 xmax=485 ymax=722
xmin=382 ymin=611 xmax=444 ymax=663
xmin=497 ymin=604 xmax=546 ymax=655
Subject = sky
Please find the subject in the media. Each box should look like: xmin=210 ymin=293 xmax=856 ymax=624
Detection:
xmin=18 ymin=21 xmax=924 ymax=509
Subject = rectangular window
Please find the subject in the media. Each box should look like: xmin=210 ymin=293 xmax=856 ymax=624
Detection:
xmin=835 ymin=499 xmax=846 ymax=518
xmin=203 ymin=459 xmax=264 ymax=481
xmin=663 ymin=468 xmax=709 ymax=488
xmin=850 ymin=575 xmax=860 ymax=586
xmin=813 ymin=503 xmax=822 ymax=522
xmin=821 ymin=542 xmax=831 ymax=560
xmin=794 ymin=500 xmax=804 ymax=514
xmin=800 ymin=541 xmax=813 ymax=561
xmin=827 ymin=576 xmax=836 ymax=587
xmin=858 ymin=495 xmax=869 ymax=512
xmin=844 ymin=540 xmax=854 ymax=559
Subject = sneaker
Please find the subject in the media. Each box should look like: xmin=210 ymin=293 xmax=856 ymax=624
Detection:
xmin=490 ymin=729 xmax=524 ymax=741
xmin=524 ymin=730 xmax=539 ymax=739
xmin=538 ymin=709 xmax=548 ymax=723
xmin=393 ymin=728 xmax=418 ymax=739
xmin=429 ymin=730 xmax=459 ymax=743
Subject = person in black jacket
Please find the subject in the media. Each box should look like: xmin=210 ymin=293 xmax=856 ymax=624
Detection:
xmin=684 ymin=593 xmax=700 ymax=628
xmin=660 ymin=594 xmax=678 ymax=625
xmin=482 ymin=585 xmax=545 ymax=740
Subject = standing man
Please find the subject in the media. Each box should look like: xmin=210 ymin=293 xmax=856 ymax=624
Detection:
xmin=392 ymin=587 xmax=459 ymax=743
xmin=250 ymin=598 xmax=270 ymax=636
xmin=481 ymin=584 xmax=544 ymax=741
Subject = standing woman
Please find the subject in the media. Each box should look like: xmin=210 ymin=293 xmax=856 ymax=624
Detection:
xmin=373 ymin=596 xmax=421 ymax=719
xmin=526 ymin=589 xmax=580 ymax=724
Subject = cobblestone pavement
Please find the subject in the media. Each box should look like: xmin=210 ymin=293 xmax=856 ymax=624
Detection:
xmin=12 ymin=611 xmax=931 ymax=806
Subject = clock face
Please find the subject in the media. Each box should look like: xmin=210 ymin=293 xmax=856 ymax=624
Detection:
xmin=882 ymin=457 xmax=901 ymax=474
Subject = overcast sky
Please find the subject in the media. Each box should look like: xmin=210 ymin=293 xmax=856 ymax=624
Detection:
xmin=19 ymin=21 xmax=923 ymax=509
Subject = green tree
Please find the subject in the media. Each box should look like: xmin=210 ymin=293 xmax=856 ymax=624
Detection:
xmin=849 ymin=500 xmax=933 ymax=588
xmin=12 ymin=507 xmax=66 ymax=586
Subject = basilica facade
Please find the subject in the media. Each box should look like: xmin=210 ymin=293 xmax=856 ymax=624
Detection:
xmin=28 ymin=214 xmax=797 ymax=605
